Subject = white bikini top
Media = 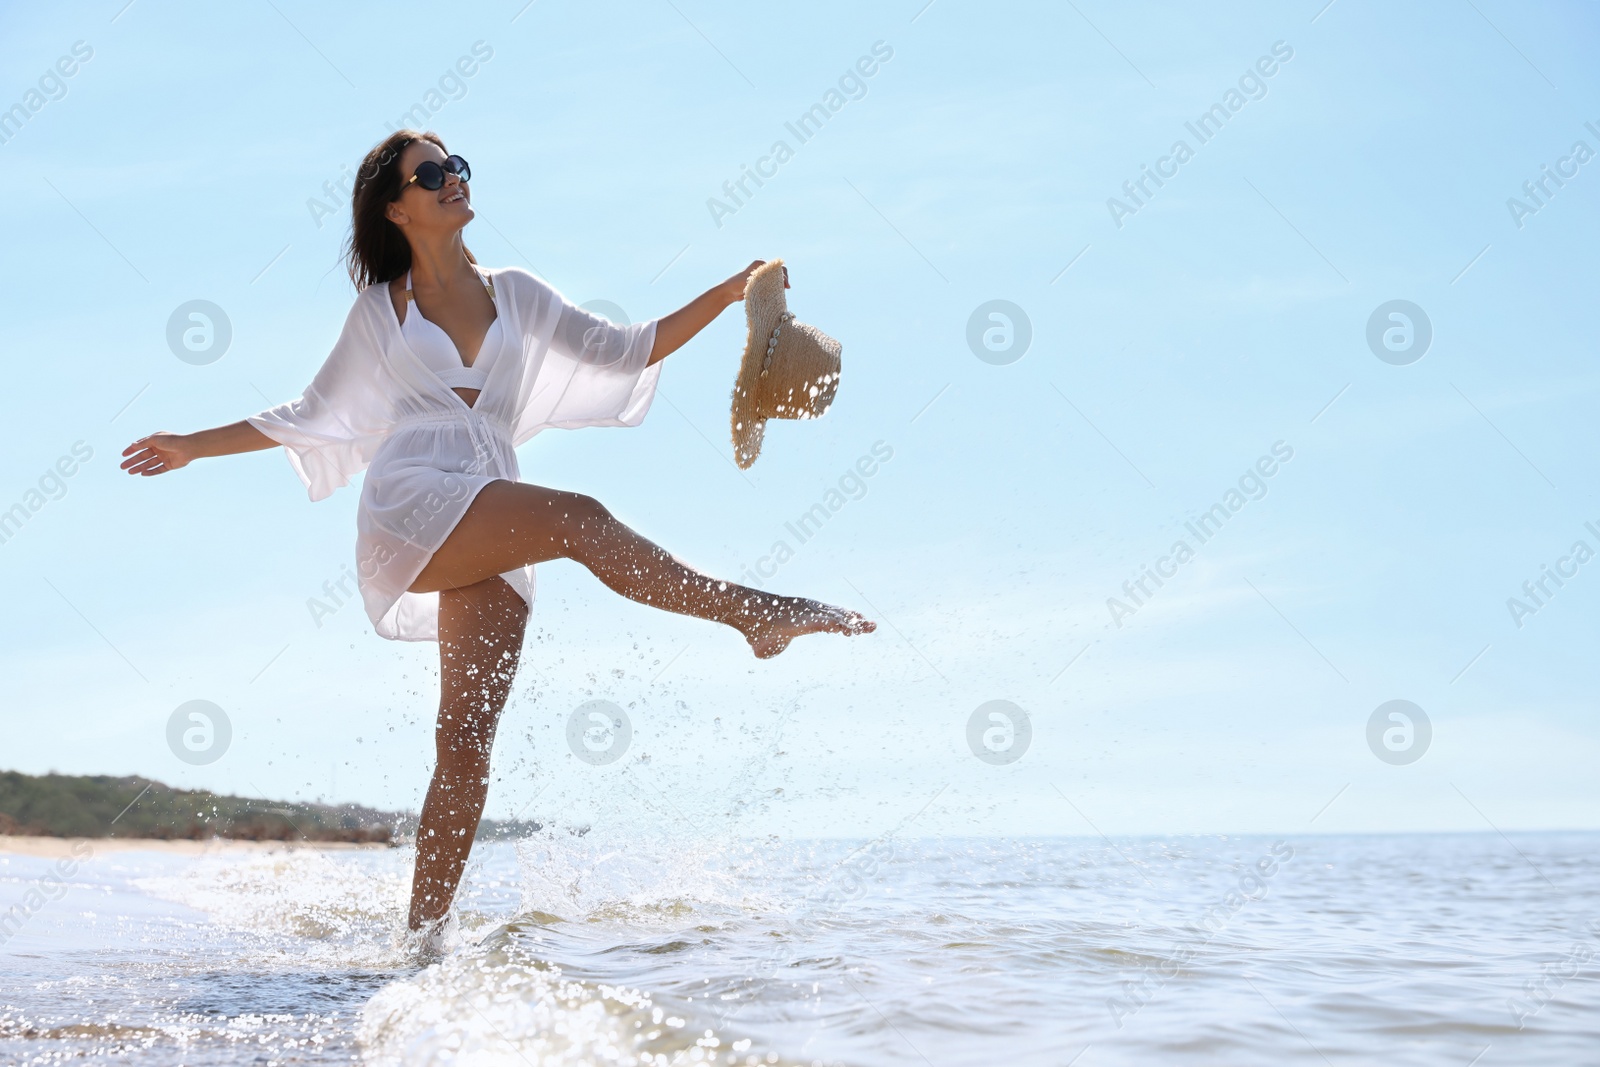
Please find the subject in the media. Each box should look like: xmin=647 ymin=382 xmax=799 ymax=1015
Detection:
xmin=400 ymin=269 xmax=502 ymax=391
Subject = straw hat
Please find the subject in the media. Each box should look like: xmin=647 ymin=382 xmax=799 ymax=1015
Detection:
xmin=730 ymin=259 xmax=841 ymax=469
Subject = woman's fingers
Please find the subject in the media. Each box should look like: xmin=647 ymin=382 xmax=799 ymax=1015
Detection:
xmin=121 ymin=443 xmax=175 ymax=474
xmin=727 ymin=259 xmax=790 ymax=301
xmin=122 ymin=435 xmax=166 ymax=461
xmin=748 ymin=260 xmax=788 ymax=287
xmin=121 ymin=433 xmax=188 ymax=475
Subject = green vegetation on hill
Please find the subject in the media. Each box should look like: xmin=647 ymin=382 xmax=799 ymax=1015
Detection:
xmin=0 ymin=771 xmax=542 ymax=844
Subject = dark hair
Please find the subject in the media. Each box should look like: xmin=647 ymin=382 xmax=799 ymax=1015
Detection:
xmin=345 ymin=129 xmax=476 ymax=290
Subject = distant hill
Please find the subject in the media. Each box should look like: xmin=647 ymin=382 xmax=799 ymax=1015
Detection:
xmin=0 ymin=771 xmax=541 ymax=844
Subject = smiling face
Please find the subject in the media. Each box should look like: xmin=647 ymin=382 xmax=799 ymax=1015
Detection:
xmin=383 ymin=139 xmax=473 ymax=235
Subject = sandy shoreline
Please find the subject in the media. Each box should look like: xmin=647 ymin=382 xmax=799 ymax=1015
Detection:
xmin=0 ymin=835 xmax=399 ymax=858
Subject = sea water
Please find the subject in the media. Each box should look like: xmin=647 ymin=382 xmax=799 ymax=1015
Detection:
xmin=3 ymin=832 xmax=1598 ymax=1065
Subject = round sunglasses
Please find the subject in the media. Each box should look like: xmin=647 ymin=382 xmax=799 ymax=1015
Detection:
xmin=400 ymin=154 xmax=471 ymax=193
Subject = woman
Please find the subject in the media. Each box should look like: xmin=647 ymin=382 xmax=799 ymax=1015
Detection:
xmin=121 ymin=130 xmax=874 ymax=934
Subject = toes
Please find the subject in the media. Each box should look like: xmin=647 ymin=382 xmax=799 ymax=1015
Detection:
xmin=828 ymin=610 xmax=874 ymax=635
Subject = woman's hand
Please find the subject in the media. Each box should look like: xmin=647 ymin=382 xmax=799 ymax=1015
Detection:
xmin=722 ymin=260 xmax=790 ymax=305
xmin=121 ymin=432 xmax=194 ymax=476
xmin=649 ymin=262 xmax=792 ymax=366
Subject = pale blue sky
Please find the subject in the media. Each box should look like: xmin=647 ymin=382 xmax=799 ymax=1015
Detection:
xmin=2 ymin=0 xmax=1597 ymax=839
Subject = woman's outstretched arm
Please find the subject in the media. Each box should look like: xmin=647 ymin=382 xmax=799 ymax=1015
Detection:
xmin=647 ymin=260 xmax=788 ymax=366
xmin=122 ymin=421 xmax=277 ymax=476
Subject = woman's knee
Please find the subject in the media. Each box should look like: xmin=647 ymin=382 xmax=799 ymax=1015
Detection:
xmin=551 ymin=491 xmax=612 ymax=532
xmin=433 ymin=732 xmax=494 ymax=774
xmin=539 ymin=492 xmax=617 ymax=562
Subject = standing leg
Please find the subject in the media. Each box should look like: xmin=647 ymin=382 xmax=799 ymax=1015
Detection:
xmin=409 ymin=481 xmax=875 ymax=658
xmin=407 ymin=575 xmax=529 ymax=931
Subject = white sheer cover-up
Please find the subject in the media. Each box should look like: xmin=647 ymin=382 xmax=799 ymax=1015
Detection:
xmin=246 ymin=266 xmax=661 ymax=642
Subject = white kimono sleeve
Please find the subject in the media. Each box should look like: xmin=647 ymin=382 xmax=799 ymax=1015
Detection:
xmin=246 ymin=297 xmax=393 ymax=501
xmin=511 ymin=271 xmax=662 ymax=445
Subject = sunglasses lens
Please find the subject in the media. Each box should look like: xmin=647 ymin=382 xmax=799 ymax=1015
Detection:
xmin=410 ymin=161 xmax=443 ymax=190
xmin=446 ymin=155 xmax=471 ymax=182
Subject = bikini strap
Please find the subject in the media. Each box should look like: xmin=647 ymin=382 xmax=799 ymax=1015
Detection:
xmin=402 ymin=267 xmax=493 ymax=302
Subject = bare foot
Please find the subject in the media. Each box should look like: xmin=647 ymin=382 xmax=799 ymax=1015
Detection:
xmin=735 ymin=596 xmax=876 ymax=659
xmin=401 ymin=915 xmax=452 ymax=963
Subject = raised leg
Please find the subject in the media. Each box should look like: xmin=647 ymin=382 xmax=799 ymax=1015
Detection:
xmin=409 ymin=480 xmax=874 ymax=658
xmin=407 ymin=574 xmax=528 ymax=931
